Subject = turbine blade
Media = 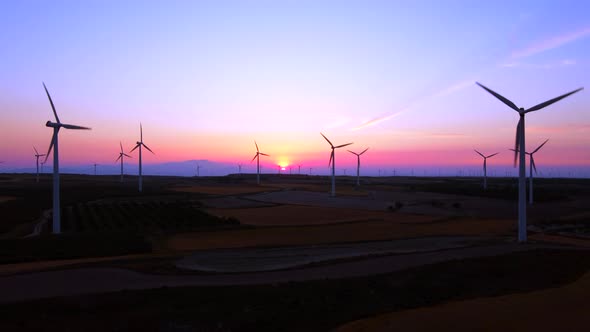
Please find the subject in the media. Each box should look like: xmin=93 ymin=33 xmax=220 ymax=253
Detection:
xmin=142 ymin=143 xmax=154 ymax=154
xmin=531 ymin=155 xmax=537 ymax=174
xmin=260 ymin=153 xmax=270 ymax=157
xmin=129 ymin=144 xmax=140 ymax=153
xmin=120 ymin=141 xmax=124 ymax=153
xmin=255 ymin=141 xmax=259 ymax=152
xmin=347 ymin=150 xmax=358 ymax=156
xmin=487 ymin=152 xmax=499 ymax=158
xmin=44 ymin=130 xmax=57 ymax=163
xmin=251 ymin=153 xmax=258 ymax=162
xmin=525 ymin=87 xmax=584 ymax=113
xmin=329 ymin=150 xmax=334 ymax=167
xmin=474 ymin=149 xmax=485 ymax=158
xmin=476 ymin=82 xmax=520 ymax=112
xmin=140 ymin=123 xmax=143 ymax=142
xmin=532 ymin=138 xmax=549 ymax=154
xmin=360 ymin=147 xmax=369 ymax=155
xmin=335 ymin=142 xmax=353 ymax=148
xmin=513 ymin=118 xmax=522 ymax=167
xmin=115 ymin=155 xmax=122 ymax=162
xmin=62 ymin=123 xmax=91 ymax=130
xmin=320 ymin=133 xmax=333 ymax=147
xmin=124 ymin=154 xmax=132 ymax=158
xmin=43 ymin=82 xmax=61 ymax=123
xmin=33 ymin=146 xmax=39 ymax=155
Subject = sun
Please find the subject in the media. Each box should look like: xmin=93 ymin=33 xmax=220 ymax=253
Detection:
xmin=281 ymin=167 xmax=286 ymax=171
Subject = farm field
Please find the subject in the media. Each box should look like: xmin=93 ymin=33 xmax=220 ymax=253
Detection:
xmin=0 ymin=173 xmax=589 ymax=331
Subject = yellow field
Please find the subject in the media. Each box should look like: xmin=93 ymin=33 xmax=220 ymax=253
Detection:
xmin=164 ymin=214 xmax=513 ymax=251
xmin=205 ymin=205 xmax=432 ymax=226
xmin=169 ymin=185 xmax=276 ymax=195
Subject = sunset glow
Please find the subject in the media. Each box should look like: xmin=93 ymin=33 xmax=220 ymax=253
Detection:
xmin=1 ymin=1 xmax=589 ymax=176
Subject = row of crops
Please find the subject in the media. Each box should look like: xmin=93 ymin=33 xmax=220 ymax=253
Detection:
xmin=59 ymin=200 xmax=239 ymax=233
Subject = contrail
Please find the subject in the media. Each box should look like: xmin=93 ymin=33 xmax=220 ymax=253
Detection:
xmin=511 ymin=26 xmax=590 ymax=59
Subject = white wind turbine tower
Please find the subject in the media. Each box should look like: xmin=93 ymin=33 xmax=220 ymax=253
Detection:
xmin=511 ymin=139 xmax=549 ymax=205
xmin=474 ymin=149 xmax=498 ymax=190
xmin=251 ymin=141 xmax=269 ymax=185
xmin=115 ymin=142 xmax=132 ymax=183
xmin=321 ymin=133 xmax=352 ymax=197
xmin=33 ymin=146 xmax=46 ymax=183
xmin=129 ymin=124 xmax=154 ymax=192
xmin=348 ymin=147 xmax=369 ymax=187
xmin=42 ymin=82 xmax=91 ymax=234
xmin=238 ymin=163 xmax=242 ymax=175
xmin=476 ymin=82 xmax=583 ymax=243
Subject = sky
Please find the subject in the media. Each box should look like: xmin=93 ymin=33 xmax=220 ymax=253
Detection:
xmin=1 ymin=0 xmax=589 ymax=176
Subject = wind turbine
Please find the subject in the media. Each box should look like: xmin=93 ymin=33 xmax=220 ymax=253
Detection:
xmin=511 ymin=139 xmax=549 ymax=205
xmin=238 ymin=163 xmax=242 ymax=174
xmin=93 ymin=163 xmax=99 ymax=176
xmin=33 ymin=147 xmax=46 ymax=182
xmin=348 ymin=147 xmax=369 ymax=186
xmin=298 ymin=164 xmax=302 ymax=174
xmin=42 ymin=83 xmax=91 ymax=234
xmin=196 ymin=164 xmax=201 ymax=177
xmin=476 ymin=82 xmax=583 ymax=242
xmin=129 ymin=124 xmax=154 ymax=192
xmin=474 ymin=149 xmax=498 ymax=190
xmin=115 ymin=142 xmax=132 ymax=183
xmin=251 ymin=141 xmax=269 ymax=185
xmin=321 ymin=133 xmax=352 ymax=197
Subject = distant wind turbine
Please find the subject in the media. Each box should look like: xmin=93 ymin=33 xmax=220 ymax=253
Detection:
xmin=196 ymin=164 xmax=201 ymax=177
xmin=474 ymin=149 xmax=499 ymax=190
xmin=93 ymin=163 xmax=99 ymax=176
xmin=33 ymin=146 xmax=46 ymax=183
xmin=115 ymin=142 xmax=132 ymax=183
xmin=238 ymin=163 xmax=242 ymax=174
xmin=476 ymin=82 xmax=583 ymax=242
xmin=129 ymin=124 xmax=154 ymax=192
xmin=511 ymin=139 xmax=549 ymax=205
xmin=321 ymin=133 xmax=352 ymax=197
xmin=42 ymin=82 xmax=91 ymax=234
xmin=298 ymin=164 xmax=302 ymax=174
xmin=251 ymin=141 xmax=269 ymax=185
xmin=348 ymin=147 xmax=369 ymax=186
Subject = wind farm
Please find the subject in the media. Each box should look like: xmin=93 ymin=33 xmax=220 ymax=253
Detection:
xmin=1 ymin=2 xmax=590 ymax=332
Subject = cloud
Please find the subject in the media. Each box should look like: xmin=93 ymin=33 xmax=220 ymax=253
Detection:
xmin=324 ymin=117 xmax=351 ymax=130
xmin=428 ymin=133 xmax=467 ymax=138
xmin=351 ymin=79 xmax=475 ymax=131
xmin=351 ymin=111 xmax=406 ymax=131
xmin=561 ymin=59 xmax=576 ymax=66
xmin=499 ymin=58 xmax=578 ymax=69
xmin=528 ymin=124 xmax=590 ymax=134
xmin=511 ymin=26 xmax=590 ymax=59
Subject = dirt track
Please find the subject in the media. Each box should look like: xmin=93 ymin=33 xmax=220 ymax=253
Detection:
xmin=0 ymin=242 xmax=560 ymax=304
